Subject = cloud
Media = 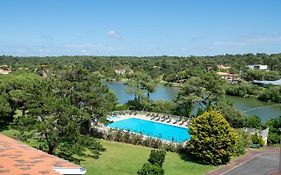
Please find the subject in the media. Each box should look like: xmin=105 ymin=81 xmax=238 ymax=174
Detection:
xmin=107 ymin=30 xmax=123 ymax=39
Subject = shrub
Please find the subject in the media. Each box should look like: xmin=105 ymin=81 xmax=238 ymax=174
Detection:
xmin=234 ymin=130 xmax=251 ymax=155
xmin=138 ymin=149 xmax=166 ymax=175
xmin=148 ymin=150 xmax=166 ymax=167
xmin=251 ymin=133 xmax=264 ymax=147
xmin=186 ymin=109 xmax=238 ymax=165
xmin=267 ymin=131 xmax=280 ymax=144
xmin=137 ymin=163 xmax=164 ymax=175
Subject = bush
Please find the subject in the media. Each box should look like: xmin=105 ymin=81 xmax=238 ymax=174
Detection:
xmin=267 ymin=131 xmax=280 ymax=144
xmin=251 ymin=133 xmax=264 ymax=147
xmin=233 ymin=129 xmax=251 ymax=155
xmin=138 ymin=149 xmax=166 ymax=175
xmin=244 ymin=116 xmax=262 ymax=129
xmin=137 ymin=163 xmax=164 ymax=175
xmin=148 ymin=150 xmax=166 ymax=167
xmin=186 ymin=109 xmax=238 ymax=165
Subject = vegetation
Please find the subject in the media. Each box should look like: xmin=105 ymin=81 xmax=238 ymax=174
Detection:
xmin=266 ymin=115 xmax=281 ymax=144
xmin=138 ymin=149 xmax=166 ymax=175
xmin=0 ymin=54 xmax=280 ymax=171
xmin=0 ymin=67 xmax=117 ymax=162
xmin=79 ymin=140 xmax=215 ymax=175
xmin=251 ymin=133 xmax=264 ymax=147
xmin=186 ymin=109 xmax=238 ymax=165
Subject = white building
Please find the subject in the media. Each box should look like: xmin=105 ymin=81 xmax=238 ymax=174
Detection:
xmin=247 ymin=64 xmax=268 ymax=70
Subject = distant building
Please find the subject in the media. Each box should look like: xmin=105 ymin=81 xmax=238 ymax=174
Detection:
xmin=114 ymin=68 xmax=133 ymax=75
xmin=217 ymin=64 xmax=231 ymax=70
xmin=247 ymin=64 xmax=268 ymax=70
xmin=0 ymin=134 xmax=86 ymax=175
xmin=217 ymin=72 xmax=240 ymax=83
xmin=0 ymin=65 xmax=11 ymax=74
xmin=115 ymin=68 xmax=126 ymax=75
xmin=252 ymin=79 xmax=281 ymax=87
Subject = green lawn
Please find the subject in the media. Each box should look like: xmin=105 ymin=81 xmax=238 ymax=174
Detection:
xmin=81 ymin=140 xmax=215 ymax=175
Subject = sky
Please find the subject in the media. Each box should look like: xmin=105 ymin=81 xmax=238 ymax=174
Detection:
xmin=0 ymin=0 xmax=281 ymax=56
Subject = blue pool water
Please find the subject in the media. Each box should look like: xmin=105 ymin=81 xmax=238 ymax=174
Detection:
xmin=107 ymin=118 xmax=190 ymax=142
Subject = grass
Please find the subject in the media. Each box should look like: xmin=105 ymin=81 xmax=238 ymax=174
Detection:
xmin=0 ymin=121 xmax=215 ymax=175
xmin=80 ymin=140 xmax=215 ymax=175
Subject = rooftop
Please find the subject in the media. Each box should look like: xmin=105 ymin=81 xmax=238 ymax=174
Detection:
xmin=0 ymin=134 xmax=86 ymax=175
xmin=253 ymin=79 xmax=281 ymax=86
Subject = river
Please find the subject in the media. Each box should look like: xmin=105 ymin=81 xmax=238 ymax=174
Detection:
xmin=104 ymin=81 xmax=281 ymax=122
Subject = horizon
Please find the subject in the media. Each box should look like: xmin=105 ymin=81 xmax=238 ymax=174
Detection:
xmin=1 ymin=0 xmax=281 ymax=56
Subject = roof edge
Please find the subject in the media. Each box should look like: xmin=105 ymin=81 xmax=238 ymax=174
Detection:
xmin=53 ymin=167 xmax=87 ymax=175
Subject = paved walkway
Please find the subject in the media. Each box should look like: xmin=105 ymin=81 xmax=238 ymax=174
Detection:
xmin=206 ymin=147 xmax=279 ymax=175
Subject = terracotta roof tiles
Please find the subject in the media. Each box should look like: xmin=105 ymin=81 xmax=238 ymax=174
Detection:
xmin=0 ymin=134 xmax=85 ymax=175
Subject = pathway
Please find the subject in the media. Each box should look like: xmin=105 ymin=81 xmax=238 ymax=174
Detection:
xmin=206 ymin=147 xmax=279 ymax=175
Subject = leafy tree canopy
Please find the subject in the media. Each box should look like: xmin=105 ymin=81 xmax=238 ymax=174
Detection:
xmin=186 ymin=109 xmax=237 ymax=165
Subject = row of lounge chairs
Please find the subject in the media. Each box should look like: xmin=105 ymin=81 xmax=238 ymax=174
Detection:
xmin=109 ymin=110 xmax=190 ymax=126
xmin=149 ymin=113 xmax=190 ymax=126
xmin=110 ymin=110 xmax=138 ymax=116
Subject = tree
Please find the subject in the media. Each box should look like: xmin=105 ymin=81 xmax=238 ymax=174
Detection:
xmin=137 ymin=163 xmax=164 ymax=175
xmin=138 ymin=149 xmax=166 ymax=175
xmin=265 ymin=115 xmax=281 ymax=144
xmin=244 ymin=116 xmax=262 ymax=129
xmin=213 ymin=100 xmax=246 ymax=128
xmin=186 ymin=109 xmax=237 ymax=165
xmin=174 ymin=73 xmax=227 ymax=117
xmin=126 ymin=71 xmax=156 ymax=100
xmin=12 ymin=67 xmax=116 ymax=162
xmin=0 ymin=72 xmax=43 ymax=121
xmin=148 ymin=149 xmax=166 ymax=167
xmin=251 ymin=133 xmax=264 ymax=146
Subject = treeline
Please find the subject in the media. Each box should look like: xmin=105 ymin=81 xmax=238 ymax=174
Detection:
xmin=226 ymin=81 xmax=281 ymax=103
xmin=1 ymin=53 xmax=281 ymax=82
xmin=1 ymin=53 xmax=280 ymax=103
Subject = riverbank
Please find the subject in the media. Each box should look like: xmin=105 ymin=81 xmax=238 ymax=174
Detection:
xmin=104 ymin=81 xmax=281 ymax=121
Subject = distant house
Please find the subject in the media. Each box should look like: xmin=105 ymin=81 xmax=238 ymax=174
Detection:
xmin=247 ymin=64 xmax=268 ymax=70
xmin=252 ymin=79 xmax=281 ymax=87
xmin=243 ymin=128 xmax=269 ymax=146
xmin=0 ymin=65 xmax=11 ymax=75
xmin=115 ymin=68 xmax=126 ymax=75
xmin=217 ymin=64 xmax=231 ymax=70
xmin=114 ymin=68 xmax=133 ymax=75
xmin=0 ymin=134 xmax=86 ymax=175
xmin=217 ymin=72 xmax=240 ymax=83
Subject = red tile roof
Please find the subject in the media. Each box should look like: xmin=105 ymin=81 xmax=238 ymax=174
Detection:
xmin=0 ymin=134 xmax=85 ymax=175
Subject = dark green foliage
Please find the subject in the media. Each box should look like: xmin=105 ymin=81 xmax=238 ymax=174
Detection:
xmin=214 ymin=100 xmax=246 ymax=128
xmin=148 ymin=150 xmax=166 ymax=167
xmin=257 ymin=86 xmax=281 ymax=103
xmin=175 ymin=72 xmax=227 ymax=117
xmin=137 ymin=163 xmax=164 ymax=175
xmin=138 ymin=149 xmax=166 ymax=175
xmin=244 ymin=116 xmax=262 ymax=129
xmin=186 ymin=109 xmax=237 ymax=165
xmin=233 ymin=130 xmax=251 ymax=155
xmin=265 ymin=116 xmax=281 ymax=144
xmin=226 ymin=81 xmax=261 ymax=98
xmin=242 ymin=69 xmax=280 ymax=81
xmin=1 ymin=67 xmax=116 ymax=163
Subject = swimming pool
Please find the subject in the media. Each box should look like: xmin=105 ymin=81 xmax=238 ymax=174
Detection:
xmin=107 ymin=118 xmax=190 ymax=142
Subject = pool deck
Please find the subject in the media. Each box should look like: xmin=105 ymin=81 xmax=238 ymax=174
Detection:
xmin=109 ymin=114 xmax=189 ymax=129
